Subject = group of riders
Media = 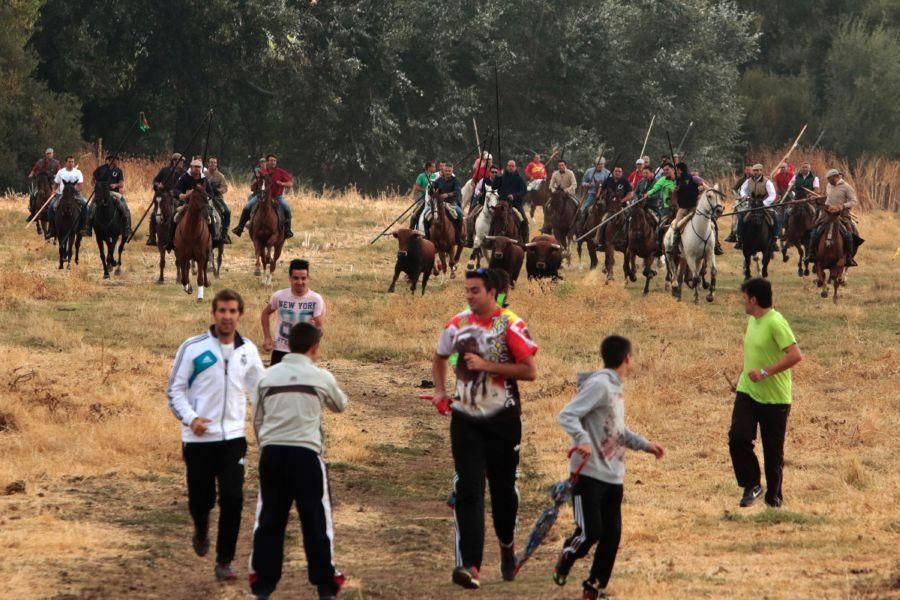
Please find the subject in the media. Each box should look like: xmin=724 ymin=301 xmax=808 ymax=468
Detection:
xmin=408 ymin=148 xmax=861 ymax=267
xmin=27 ymin=148 xmax=295 ymax=247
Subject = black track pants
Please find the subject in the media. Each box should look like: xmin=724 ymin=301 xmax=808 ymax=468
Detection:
xmin=729 ymin=392 xmax=791 ymax=504
xmin=560 ymin=475 xmax=623 ymax=588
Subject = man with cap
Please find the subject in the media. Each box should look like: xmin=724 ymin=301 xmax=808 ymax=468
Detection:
xmin=205 ymin=157 xmax=232 ymax=244
xmin=233 ymin=154 xmax=294 ymax=239
xmin=627 ymin=159 xmax=644 ymax=189
xmin=91 ymin=155 xmax=132 ymax=236
xmin=148 ymin=153 xmax=187 ymax=245
xmin=171 ymin=159 xmax=219 ymax=247
xmin=27 ymin=148 xmax=61 ymax=208
xmin=808 ymin=169 xmax=860 ymax=267
xmin=736 ymin=163 xmax=777 ymax=252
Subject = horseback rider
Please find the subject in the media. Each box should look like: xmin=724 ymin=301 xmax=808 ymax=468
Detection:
xmin=428 ymin=163 xmax=464 ymax=244
xmin=233 ymin=153 xmax=294 ymax=239
xmin=413 ymin=161 xmax=437 ymax=202
xmin=91 ymin=154 xmax=132 ymax=236
xmin=627 ymin=158 xmax=644 ymax=189
xmin=808 ymin=168 xmax=860 ymax=267
xmin=46 ymin=155 xmax=89 ymax=238
xmin=147 ymin=153 xmax=186 ymax=245
xmin=640 ymin=162 xmax=675 ymax=246
xmin=668 ymin=162 xmax=721 ymax=254
xmin=579 ymin=157 xmax=610 ymax=224
xmin=205 ymin=157 xmax=232 ymax=244
xmin=735 ymin=163 xmax=777 ymax=252
xmin=171 ymin=159 xmax=218 ymax=248
xmin=601 ymin=165 xmax=634 ymax=203
xmin=788 ymin=161 xmax=820 ymax=200
xmin=499 ymin=160 xmax=529 ymax=241
xmin=524 ymin=153 xmax=547 ymax=191
xmin=27 ymin=147 xmax=61 ymax=207
xmin=471 ymin=164 xmax=502 ymax=212
xmin=541 ymin=159 xmax=578 ymax=235
xmin=471 ymin=153 xmax=493 ymax=185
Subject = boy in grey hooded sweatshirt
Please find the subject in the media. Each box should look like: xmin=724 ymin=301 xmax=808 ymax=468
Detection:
xmin=555 ymin=335 xmax=665 ymax=600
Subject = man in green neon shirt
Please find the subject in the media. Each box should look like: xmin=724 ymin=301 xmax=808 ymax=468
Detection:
xmin=729 ymin=278 xmax=803 ymax=508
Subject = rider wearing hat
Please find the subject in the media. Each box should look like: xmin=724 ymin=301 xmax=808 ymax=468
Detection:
xmin=233 ymin=154 xmax=294 ymax=239
xmin=27 ymin=147 xmax=61 ymax=207
xmin=91 ymin=155 xmax=132 ymax=236
xmin=808 ymin=168 xmax=860 ymax=267
xmin=735 ymin=163 xmax=777 ymax=253
xmin=147 ymin=153 xmax=187 ymax=245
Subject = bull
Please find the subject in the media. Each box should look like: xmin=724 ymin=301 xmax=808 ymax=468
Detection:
xmin=525 ymin=235 xmax=563 ymax=281
xmin=483 ymin=235 xmax=524 ymax=288
xmin=388 ymin=228 xmax=436 ymax=295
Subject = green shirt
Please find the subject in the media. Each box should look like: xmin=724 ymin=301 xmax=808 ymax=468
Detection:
xmin=415 ymin=171 xmax=438 ymax=198
xmin=646 ymin=177 xmax=675 ymax=208
xmin=737 ymin=309 xmax=797 ymax=405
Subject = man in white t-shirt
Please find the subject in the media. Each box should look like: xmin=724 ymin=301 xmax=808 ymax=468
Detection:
xmin=261 ymin=259 xmax=326 ymax=365
xmin=47 ymin=155 xmax=90 ymax=236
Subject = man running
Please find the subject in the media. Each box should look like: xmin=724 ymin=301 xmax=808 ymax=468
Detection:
xmin=431 ymin=268 xmax=538 ymax=590
xmin=47 ymin=155 xmax=89 ymax=238
xmin=249 ymin=322 xmax=348 ymax=600
xmin=233 ymin=154 xmax=294 ymax=239
xmin=91 ymin=155 xmax=132 ymax=236
xmin=167 ymin=289 xmax=264 ymax=582
xmin=730 ymin=278 xmax=802 ymax=508
xmin=261 ymin=259 xmax=326 ymax=366
xmin=556 ymin=335 xmax=665 ymax=599
xmin=206 ymin=157 xmax=233 ymax=244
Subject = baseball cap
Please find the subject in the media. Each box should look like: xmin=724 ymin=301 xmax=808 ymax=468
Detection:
xmin=190 ymin=159 xmax=203 ymax=167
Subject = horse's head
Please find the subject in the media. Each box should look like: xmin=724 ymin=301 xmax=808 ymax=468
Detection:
xmin=158 ymin=189 xmax=175 ymax=219
xmin=94 ymin=181 xmax=111 ymax=205
xmin=36 ymin=172 xmax=52 ymax=192
xmin=61 ymin=181 xmax=77 ymax=201
xmin=701 ymin=186 xmax=725 ymax=220
xmin=257 ymin=174 xmax=273 ymax=202
xmin=484 ymin=187 xmax=500 ymax=212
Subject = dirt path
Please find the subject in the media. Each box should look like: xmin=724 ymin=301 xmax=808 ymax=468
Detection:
xmin=22 ymin=360 xmax=569 ymax=599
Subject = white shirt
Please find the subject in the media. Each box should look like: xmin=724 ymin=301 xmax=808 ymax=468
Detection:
xmin=54 ymin=167 xmax=84 ymax=193
xmin=220 ymin=342 xmax=234 ymax=362
xmin=787 ymin=174 xmax=820 ymax=190
xmin=739 ymin=177 xmax=777 ymax=206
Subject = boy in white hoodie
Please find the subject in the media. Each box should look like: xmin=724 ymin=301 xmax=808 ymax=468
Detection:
xmin=556 ymin=335 xmax=665 ymax=600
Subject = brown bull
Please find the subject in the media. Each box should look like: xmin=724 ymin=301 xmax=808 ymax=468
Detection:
xmin=525 ymin=235 xmax=563 ymax=281
xmin=483 ymin=235 xmax=524 ymax=288
xmin=388 ymin=228 xmax=436 ymax=295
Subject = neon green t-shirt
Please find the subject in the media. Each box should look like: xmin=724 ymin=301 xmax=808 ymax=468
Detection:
xmin=737 ymin=309 xmax=797 ymax=405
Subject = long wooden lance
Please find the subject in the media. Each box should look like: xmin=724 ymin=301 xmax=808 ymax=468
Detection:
xmin=676 ymin=121 xmax=694 ymax=154
xmin=638 ymin=115 xmax=655 ymax=161
xmin=575 ymin=197 xmax=647 ymax=242
xmin=720 ymin=198 xmax=808 ymax=218
xmin=368 ymin=197 xmax=425 ymax=245
xmin=769 ymin=124 xmax=807 ymax=180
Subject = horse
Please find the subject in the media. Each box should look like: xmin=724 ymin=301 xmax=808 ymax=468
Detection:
xmin=814 ymin=211 xmax=846 ymax=303
xmin=174 ymin=187 xmax=211 ymax=301
xmin=468 ymin=187 xmax=500 ymax=269
xmin=155 ymin=189 xmax=178 ymax=284
xmin=249 ymin=174 xmax=285 ymax=286
xmin=576 ymin=200 xmax=605 ymax=270
xmin=489 ymin=198 xmax=521 ymax=242
xmin=91 ymin=182 xmax=128 ymax=279
xmin=596 ymin=188 xmax=628 ymax=284
xmin=54 ymin=182 xmax=83 ymax=270
xmin=31 ymin=172 xmax=53 ymax=237
xmin=523 ymin=177 xmax=550 ymax=220
xmin=623 ymin=203 xmax=660 ymax=295
xmin=427 ymin=191 xmax=460 ymax=278
xmin=740 ymin=198 xmax=774 ymax=280
xmin=664 ymin=187 xmax=725 ymax=303
xmin=545 ymin=190 xmax=578 ymax=263
xmin=781 ymin=200 xmax=816 ymax=277
xmin=209 ymin=196 xmax=226 ymax=279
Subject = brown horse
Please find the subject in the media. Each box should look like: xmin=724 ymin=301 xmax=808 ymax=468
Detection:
xmin=31 ymin=172 xmax=53 ymax=237
xmin=427 ymin=192 xmax=461 ymax=277
xmin=546 ymin=190 xmax=578 ymax=262
xmin=814 ymin=211 xmax=845 ymax=303
xmin=781 ymin=200 xmax=816 ymax=277
xmin=489 ymin=199 xmax=521 ymax=242
xmin=596 ymin=188 xmax=628 ymax=283
xmin=249 ymin=175 xmax=285 ymax=286
xmin=174 ymin=188 xmax=211 ymax=302
xmin=155 ymin=189 xmax=178 ymax=284
xmin=624 ymin=204 xmax=661 ymax=295
xmin=577 ymin=200 xmax=605 ymax=270
xmin=54 ymin=182 xmax=83 ymax=270
xmin=523 ymin=177 xmax=550 ymax=220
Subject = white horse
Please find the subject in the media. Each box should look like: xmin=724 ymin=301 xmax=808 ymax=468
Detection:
xmin=461 ymin=178 xmax=475 ymax=212
xmin=664 ymin=186 xmax=725 ymax=303
xmin=468 ymin=187 xmax=500 ymax=268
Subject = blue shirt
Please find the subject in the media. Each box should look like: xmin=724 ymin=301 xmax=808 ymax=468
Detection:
xmin=582 ymin=167 xmax=610 ymax=193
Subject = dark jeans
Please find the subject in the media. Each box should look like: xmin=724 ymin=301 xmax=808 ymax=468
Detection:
xmin=728 ymin=392 xmax=791 ymax=504
xmin=450 ymin=412 xmax=521 ymax=569
xmin=250 ymin=445 xmax=337 ymax=597
xmin=182 ymin=437 xmax=247 ymax=564
xmin=560 ymin=475 xmax=623 ymax=588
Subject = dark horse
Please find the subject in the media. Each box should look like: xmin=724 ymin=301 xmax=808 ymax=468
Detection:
xmin=596 ymin=188 xmax=628 ymax=283
xmin=577 ymin=199 xmax=605 ymax=270
xmin=545 ymin=190 xmax=578 ymax=263
xmin=741 ymin=199 xmax=773 ymax=280
xmin=814 ymin=211 xmax=846 ymax=303
xmin=781 ymin=200 xmax=816 ymax=277
xmin=155 ymin=189 xmax=178 ymax=284
xmin=249 ymin=175 xmax=285 ymax=286
xmin=427 ymin=192 xmax=462 ymax=278
xmin=54 ymin=182 xmax=83 ymax=270
xmin=31 ymin=172 xmax=53 ymax=237
xmin=175 ymin=188 xmax=211 ymax=301
xmin=490 ymin=199 xmax=521 ymax=242
xmin=624 ymin=204 xmax=660 ymax=295
xmin=92 ymin=182 xmax=128 ymax=279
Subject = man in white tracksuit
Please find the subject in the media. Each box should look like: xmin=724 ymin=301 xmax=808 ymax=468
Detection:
xmin=167 ymin=288 xmax=264 ymax=582
xmin=249 ymin=322 xmax=349 ymax=600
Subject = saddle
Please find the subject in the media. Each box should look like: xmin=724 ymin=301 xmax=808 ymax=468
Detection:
xmin=249 ymin=201 xmax=286 ymax=230
xmin=527 ymin=178 xmax=544 ymax=191
xmin=174 ymin=199 xmax=224 ymax=240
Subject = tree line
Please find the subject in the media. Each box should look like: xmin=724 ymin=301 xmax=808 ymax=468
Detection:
xmin=1 ymin=0 xmax=897 ymax=193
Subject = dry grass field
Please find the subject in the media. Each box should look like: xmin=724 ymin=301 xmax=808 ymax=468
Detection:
xmin=0 ymin=162 xmax=898 ymax=599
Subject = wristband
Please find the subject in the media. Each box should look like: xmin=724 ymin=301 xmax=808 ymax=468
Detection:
xmin=760 ymin=368 xmax=769 ymax=379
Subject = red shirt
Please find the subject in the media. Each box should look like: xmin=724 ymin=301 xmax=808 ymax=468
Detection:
xmin=525 ymin=161 xmax=546 ymax=181
xmin=261 ymin=167 xmax=292 ymax=197
xmin=627 ymin=169 xmax=642 ymax=189
xmin=471 ymin=159 xmax=492 ymax=183
xmin=773 ymin=163 xmax=795 ymax=195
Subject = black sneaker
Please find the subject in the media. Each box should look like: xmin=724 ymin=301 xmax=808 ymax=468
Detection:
xmin=214 ymin=562 xmax=237 ymax=582
xmin=765 ymin=495 xmax=783 ymax=508
xmin=739 ymin=485 xmax=763 ymax=507
xmin=500 ymin=543 xmax=517 ymax=581
xmin=553 ymin=550 xmax=575 ymax=586
xmin=317 ymin=571 xmax=346 ymax=599
xmin=192 ymin=528 xmax=210 ymax=557
xmin=582 ymin=579 xmax=608 ymax=599
xmin=452 ymin=565 xmax=481 ymax=590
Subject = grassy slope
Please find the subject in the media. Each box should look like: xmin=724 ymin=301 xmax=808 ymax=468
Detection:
xmin=0 ymin=181 xmax=898 ymax=599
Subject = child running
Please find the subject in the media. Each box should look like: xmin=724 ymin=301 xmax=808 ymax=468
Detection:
xmin=555 ymin=335 xmax=665 ymax=599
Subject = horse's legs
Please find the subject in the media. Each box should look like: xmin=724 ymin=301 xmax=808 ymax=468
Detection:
xmin=96 ymin=237 xmax=109 ymax=279
xmin=707 ymin=257 xmax=717 ymax=303
xmin=743 ymin=253 xmax=752 ymax=280
xmin=74 ymin=234 xmax=82 ymax=266
xmin=215 ymin=244 xmax=223 ymax=279
xmin=762 ymin=251 xmax=770 ymax=279
xmin=642 ymin=257 xmax=653 ymax=296
xmin=158 ymin=248 xmax=166 ymax=284
xmin=832 ymin=268 xmax=840 ymax=303
xmin=115 ymin=237 xmax=124 ymax=275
